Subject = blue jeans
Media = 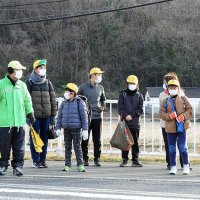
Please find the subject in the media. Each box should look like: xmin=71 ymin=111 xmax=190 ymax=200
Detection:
xmin=30 ymin=117 xmax=50 ymax=162
xmin=167 ymin=131 xmax=189 ymax=166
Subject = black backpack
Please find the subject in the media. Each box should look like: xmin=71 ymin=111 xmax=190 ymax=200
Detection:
xmin=77 ymin=95 xmax=91 ymax=124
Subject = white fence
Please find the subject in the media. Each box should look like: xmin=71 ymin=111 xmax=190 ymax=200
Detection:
xmin=27 ymin=99 xmax=200 ymax=157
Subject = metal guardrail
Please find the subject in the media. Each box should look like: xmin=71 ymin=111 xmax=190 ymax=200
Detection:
xmin=26 ymin=99 xmax=200 ymax=157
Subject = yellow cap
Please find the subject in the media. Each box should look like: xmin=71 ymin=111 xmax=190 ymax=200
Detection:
xmin=33 ymin=59 xmax=47 ymax=69
xmin=65 ymin=83 xmax=78 ymax=93
xmin=89 ymin=67 xmax=104 ymax=75
xmin=127 ymin=75 xmax=138 ymax=84
xmin=8 ymin=61 xmax=26 ymax=70
xmin=168 ymin=79 xmax=180 ymax=87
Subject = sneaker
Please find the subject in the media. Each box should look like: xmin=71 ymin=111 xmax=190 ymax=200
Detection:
xmin=0 ymin=167 xmax=7 ymax=176
xmin=94 ymin=161 xmax=101 ymax=167
xmin=181 ymin=163 xmax=192 ymax=171
xmin=77 ymin=165 xmax=86 ymax=172
xmin=167 ymin=165 xmax=171 ymax=170
xmin=120 ymin=160 xmax=128 ymax=167
xmin=63 ymin=166 xmax=71 ymax=172
xmin=84 ymin=161 xmax=89 ymax=166
xmin=13 ymin=167 xmax=23 ymax=176
xmin=183 ymin=164 xmax=190 ymax=175
xmin=40 ymin=161 xmax=48 ymax=168
xmin=132 ymin=160 xmax=143 ymax=167
xmin=32 ymin=161 xmax=42 ymax=168
xmin=169 ymin=166 xmax=177 ymax=175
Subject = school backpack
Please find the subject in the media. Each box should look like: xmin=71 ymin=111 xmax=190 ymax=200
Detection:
xmin=77 ymin=95 xmax=91 ymax=124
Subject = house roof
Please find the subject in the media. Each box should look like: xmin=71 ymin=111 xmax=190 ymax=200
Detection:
xmin=146 ymin=87 xmax=200 ymax=98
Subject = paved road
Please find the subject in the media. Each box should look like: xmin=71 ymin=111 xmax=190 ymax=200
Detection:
xmin=1 ymin=161 xmax=200 ymax=199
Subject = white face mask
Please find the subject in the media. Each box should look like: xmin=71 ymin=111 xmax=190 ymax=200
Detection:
xmin=95 ymin=76 xmax=102 ymax=84
xmin=38 ymin=69 xmax=46 ymax=77
xmin=163 ymin=83 xmax=167 ymax=90
xmin=169 ymin=89 xmax=178 ymax=96
xmin=128 ymin=84 xmax=137 ymax=91
xmin=64 ymin=91 xmax=70 ymax=100
xmin=15 ymin=70 xmax=23 ymax=80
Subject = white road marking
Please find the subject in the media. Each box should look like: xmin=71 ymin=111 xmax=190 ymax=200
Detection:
xmin=19 ymin=174 xmax=200 ymax=184
xmin=0 ymin=184 xmax=199 ymax=199
xmin=0 ymin=188 xmax=196 ymax=200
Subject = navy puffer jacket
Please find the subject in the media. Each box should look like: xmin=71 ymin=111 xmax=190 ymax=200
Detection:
xmin=56 ymin=97 xmax=88 ymax=130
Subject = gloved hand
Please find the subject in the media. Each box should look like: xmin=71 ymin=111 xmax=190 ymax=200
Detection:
xmin=26 ymin=113 xmax=35 ymax=125
xmin=169 ymin=112 xmax=177 ymax=120
xmin=176 ymin=114 xmax=184 ymax=123
xmin=82 ymin=130 xmax=88 ymax=141
xmin=50 ymin=116 xmax=56 ymax=125
xmin=56 ymin=129 xmax=62 ymax=137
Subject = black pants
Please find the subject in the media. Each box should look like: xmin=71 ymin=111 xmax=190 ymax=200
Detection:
xmin=122 ymin=127 xmax=140 ymax=161
xmin=0 ymin=127 xmax=25 ymax=168
xmin=64 ymin=128 xmax=83 ymax=167
xmin=162 ymin=128 xmax=183 ymax=167
xmin=81 ymin=118 xmax=102 ymax=162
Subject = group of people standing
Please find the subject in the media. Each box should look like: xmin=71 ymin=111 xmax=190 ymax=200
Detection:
xmin=0 ymin=60 xmax=108 ymax=176
xmin=0 ymin=59 xmax=192 ymax=176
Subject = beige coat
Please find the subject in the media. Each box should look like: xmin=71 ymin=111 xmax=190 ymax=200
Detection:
xmin=159 ymin=90 xmax=169 ymax=128
xmin=160 ymin=95 xmax=192 ymax=133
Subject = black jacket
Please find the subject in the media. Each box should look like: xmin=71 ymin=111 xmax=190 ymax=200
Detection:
xmin=26 ymin=79 xmax=57 ymax=118
xmin=118 ymin=89 xmax=144 ymax=129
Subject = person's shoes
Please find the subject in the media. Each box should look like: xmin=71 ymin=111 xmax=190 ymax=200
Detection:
xmin=132 ymin=160 xmax=143 ymax=167
xmin=120 ymin=160 xmax=128 ymax=167
xmin=13 ymin=167 xmax=23 ymax=176
xmin=0 ymin=167 xmax=7 ymax=176
xmin=183 ymin=164 xmax=190 ymax=175
xmin=94 ymin=161 xmax=101 ymax=167
xmin=77 ymin=165 xmax=86 ymax=172
xmin=84 ymin=161 xmax=89 ymax=166
xmin=181 ymin=163 xmax=192 ymax=171
xmin=40 ymin=161 xmax=48 ymax=168
xmin=167 ymin=165 xmax=171 ymax=170
xmin=63 ymin=166 xmax=71 ymax=172
xmin=32 ymin=161 xmax=42 ymax=168
xmin=169 ymin=166 xmax=177 ymax=175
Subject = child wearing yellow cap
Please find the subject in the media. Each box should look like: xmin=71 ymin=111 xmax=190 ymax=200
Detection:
xmin=160 ymin=79 xmax=192 ymax=175
xmin=56 ymin=83 xmax=88 ymax=172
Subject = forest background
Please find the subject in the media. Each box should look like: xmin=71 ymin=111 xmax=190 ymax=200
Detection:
xmin=0 ymin=0 xmax=199 ymax=98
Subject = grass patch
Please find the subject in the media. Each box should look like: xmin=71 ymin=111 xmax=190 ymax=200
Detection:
xmin=24 ymin=152 xmax=200 ymax=165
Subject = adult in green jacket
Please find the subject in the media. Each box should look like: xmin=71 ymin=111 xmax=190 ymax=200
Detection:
xmin=0 ymin=61 xmax=34 ymax=176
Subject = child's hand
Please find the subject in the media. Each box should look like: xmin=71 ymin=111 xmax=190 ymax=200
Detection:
xmin=125 ymin=115 xmax=132 ymax=121
xmin=56 ymin=129 xmax=62 ymax=137
xmin=169 ymin=112 xmax=177 ymax=120
xmin=176 ymin=114 xmax=184 ymax=123
xmin=82 ymin=130 xmax=88 ymax=141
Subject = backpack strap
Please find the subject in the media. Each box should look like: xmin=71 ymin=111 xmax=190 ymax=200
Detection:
xmin=77 ymin=97 xmax=81 ymax=114
xmin=164 ymin=96 xmax=186 ymax=113
xmin=169 ymin=97 xmax=176 ymax=113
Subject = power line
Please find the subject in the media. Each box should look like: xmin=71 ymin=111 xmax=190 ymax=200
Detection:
xmin=0 ymin=0 xmax=175 ymax=26
xmin=0 ymin=0 xmax=69 ymax=8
